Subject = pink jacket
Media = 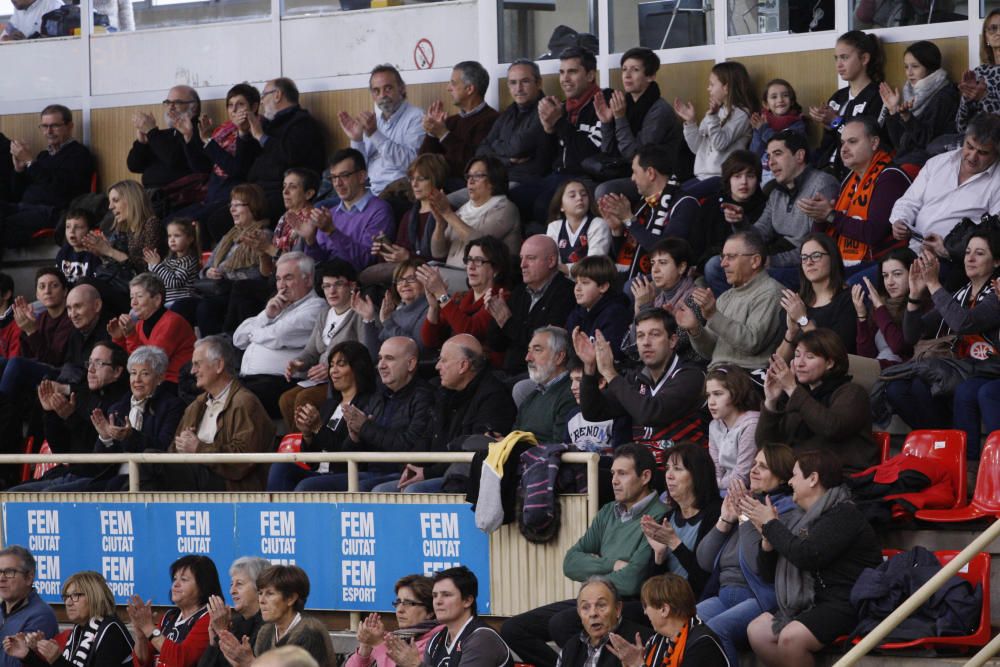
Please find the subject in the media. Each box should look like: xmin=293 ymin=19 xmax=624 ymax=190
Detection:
xmin=344 ymin=626 xmax=443 ymax=667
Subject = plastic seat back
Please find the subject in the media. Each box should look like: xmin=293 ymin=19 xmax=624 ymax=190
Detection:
xmin=901 ymin=429 xmax=967 ymax=508
xmin=874 ymin=431 xmax=891 ymax=462
xmin=277 ymin=433 xmax=310 ymax=470
xmin=970 ymin=431 xmax=1000 ymax=513
xmin=32 ymin=441 xmax=59 ymax=480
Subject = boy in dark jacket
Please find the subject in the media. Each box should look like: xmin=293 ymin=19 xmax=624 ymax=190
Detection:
xmin=565 ymin=255 xmax=631 ymax=360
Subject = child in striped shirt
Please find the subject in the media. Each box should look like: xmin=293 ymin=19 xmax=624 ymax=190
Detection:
xmin=144 ymin=217 xmax=200 ymax=324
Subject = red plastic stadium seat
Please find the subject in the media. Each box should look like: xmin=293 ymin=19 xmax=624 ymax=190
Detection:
xmin=30 ymin=228 xmax=54 ymax=240
xmin=851 ymin=549 xmax=990 ymax=651
xmin=277 ymin=433 xmax=310 ymax=470
xmin=898 ymin=430 xmax=967 ymax=509
xmin=19 ymin=436 xmax=35 ymax=482
xmin=90 ymin=171 xmax=98 ymax=194
xmin=917 ymin=431 xmax=1000 ymax=522
xmin=201 ymin=251 xmax=212 ymax=267
xmin=32 ymin=440 xmax=58 ymax=480
xmin=874 ymin=431 xmax=891 ymax=462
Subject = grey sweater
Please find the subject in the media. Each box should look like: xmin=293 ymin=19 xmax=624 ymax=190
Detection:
xmin=291 ymin=307 xmax=367 ymax=372
xmin=753 ymin=166 xmax=839 ymax=267
xmin=362 ymin=299 xmax=431 ymax=359
xmin=690 ymin=270 xmax=784 ymax=371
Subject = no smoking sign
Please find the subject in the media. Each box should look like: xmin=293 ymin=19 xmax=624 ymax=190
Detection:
xmin=414 ymin=38 xmax=435 ymax=69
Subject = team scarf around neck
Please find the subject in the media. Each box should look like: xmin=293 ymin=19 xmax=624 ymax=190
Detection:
xmin=565 ymin=84 xmax=600 ymax=124
xmin=643 ymin=622 xmax=690 ymax=667
xmin=830 ymin=148 xmax=893 ymax=263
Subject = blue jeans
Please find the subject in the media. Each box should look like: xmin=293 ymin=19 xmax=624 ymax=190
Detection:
xmin=268 ymin=463 xmax=400 ymax=491
xmin=886 ymin=377 xmax=951 ymax=430
xmin=0 ymin=357 xmax=58 ymax=396
xmin=697 ymin=586 xmax=761 ymax=667
xmin=953 ymin=377 xmax=1000 ymax=460
xmin=371 ymin=477 xmax=446 ymax=493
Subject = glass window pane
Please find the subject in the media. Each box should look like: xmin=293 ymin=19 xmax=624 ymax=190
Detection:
xmin=499 ymin=0 xmax=598 ymax=63
xmin=0 ymin=0 xmax=12 ymax=19
xmin=728 ymin=0 xmax=834 ymax=37
xmin=611 ymin=0 xmax=711 ymax=51
xmin=124 ymin=0 xmax=269 ymax=31
xmin=852 ymin=0 xmax=966 ymax=28
xmin=985 ymin=0 xmax=1000 ymax=17
xmin=283 ymin=0 xmax=444 ymax=20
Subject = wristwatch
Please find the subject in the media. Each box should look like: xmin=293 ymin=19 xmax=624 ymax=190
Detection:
xmin=437 ymin=293 xmax=450 ymax=306
xmin=148 ymin=629 xmax=162 ymax=641
xmin=796 ymin=315 xmax=809 ymax=327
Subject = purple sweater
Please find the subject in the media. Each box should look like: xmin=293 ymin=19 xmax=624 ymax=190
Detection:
xmin=304 ymin=191 xmax=395 ymax=271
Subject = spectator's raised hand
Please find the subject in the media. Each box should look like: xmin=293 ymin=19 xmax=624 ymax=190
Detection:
xmin=359 ymin=111 xmax=377 ymax=137
xmin=808 ymin=104 xmax=837 ymax=128
xmin=672 ymin=98 xmax=696 ymax=124
xmin=850 ymin=283 xmax=868 ymax=320
xmin=483 ymin=289 xmax=512 ymax=327
xmin=863 ymin=276 xmax=883 ymax=310
xmin=246 ymin=110 xmax=264 ymax=141
xmin=749 ymin=111 xmax=765 ymax=130
xmin=691 ymin=287 xmax=717 ymax=320
xmin=673 ymin=300 xmax=699 ymax=332
xmin=606 ymin=632 xmax=645 ymax=667
xmin=294 ymin=404 xmax=322 ymax=435
xmin=175 ymin=113 xmax=194 ymax=142
xmin=384 ymin=633 xmax=421 ymax=667
xmin=780 ymin=288 xmax=807 ymax=331
xmin=198 ymin=114 xmax=215 ymax=142
xmin=9 ymin=140 xmax=32 ymax=169
xmin=423 ymin=101 xmax=448 ymax=139
xmin=351 ymin=291 xmax=376 ymax=322
xmin=537 ymin=96 xmax=563 ymax=133
xmin=218 ymin=630 xmax=253 ymax=667
xmin=959 ymin=70 xmax=987 ymax=102
xmin=3 ymin=633 xmax=29 ymax=659
xmin=592 ymin=92 xmax=613 ymax=124
xmin=207 ymin=595 xmax=232 ymax=638
xmin=737 ymin=493 xmax=777 ymax=532
xmin=357 ymin=612 xmax=386 ymax=651
xmin=571 ymin=326 xmax=597 ymax=371
xmin=126 ymin=595 xmax=156 ymax=637
xmin=593 ymin=330 xmax=616 ymax=380
xmin=879 ymin=82 xmax=901 ymax=115
xmin=630 ymin=275 xmax=656 ymax=313
xmin=11 ymin=296 xmax=37 ymax=334
xmin=908 ymin=255 xmax=927 ymax=297
xmin=609 ymin=90 xmax=627 ymax=119
xmin=415 ymin=264 xmax=448 ymax=302
xmin=133 ymin=111 xmax=157 ymax=135
xmin=338 ymin=111 xmax=364 ymax=143
xmin=597 ymin=193 xmax=632 ymax=232
xmin=796 ymin=192 xmax=833 ymax=222
xmin=34 ymin=638 xmax=60 ymax=665
xmin=143 ymin=247 xmax=161 ymax=267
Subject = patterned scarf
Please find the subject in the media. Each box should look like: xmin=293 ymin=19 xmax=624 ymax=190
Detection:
xmin=210 ymin=121 xmax=240 ymax=178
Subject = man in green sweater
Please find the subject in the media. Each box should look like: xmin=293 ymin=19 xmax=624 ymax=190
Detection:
xmin=500 ymin=444 xmax=667 ymax=667
xmin=512 ymin=326 xmax=576 ymax=443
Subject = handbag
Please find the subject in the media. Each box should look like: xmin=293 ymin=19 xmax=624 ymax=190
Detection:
xmin=944 ymin=213 xmax=1000 ymax=262
xmin=581 ymin=154 xmax=631 ymax=181
xmin=912 ymin=334 xmax=958 ymax=361
xmin=191 ymin=278 xmax=231 ymax=298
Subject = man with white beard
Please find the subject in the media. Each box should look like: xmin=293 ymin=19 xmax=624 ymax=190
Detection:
xmin=126 ymin=85 xmax=208 ymax=189
xmin=243 ymin=77 xmax=326 ymax=222
xmin=511 ymin=325 xmax=575 ymax=443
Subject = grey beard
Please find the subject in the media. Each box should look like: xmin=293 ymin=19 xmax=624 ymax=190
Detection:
xmin=376 ymin=98 xmax=401 ymax=116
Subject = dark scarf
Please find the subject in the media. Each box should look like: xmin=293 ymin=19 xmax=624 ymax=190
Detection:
xmin=791 ymin=375 xmax=851 ymax=442
xmin=566 ymin=85 xmax=600 ymax=124
xmin=61 ymin=616 xmax=133 ymax=667
xmin=407 ymin=204 xmax=437 ymax=260
xmin=625 ymin=82 xmax=661 ymax=135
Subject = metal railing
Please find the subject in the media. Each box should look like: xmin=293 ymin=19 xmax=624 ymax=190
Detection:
xmin=0 ymin=450 xmax=602 ymax=521
xmin=834 ymin=517 xmax=1000 ymax=666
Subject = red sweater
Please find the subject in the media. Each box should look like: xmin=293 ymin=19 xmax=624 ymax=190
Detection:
xmin=115 ymin=309 xmax=195 ymax=383
xmin=20 ymin=310 xmax=73 ymax=365
xmin=133 ymin=611 xmax=210 ymax=667
xmin=0 ymin=322 xmax=21 ymax=359
xmin=421 ymin=288 xmax=505 ymax=368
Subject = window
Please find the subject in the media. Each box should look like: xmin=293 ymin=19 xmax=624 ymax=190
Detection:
xmin=851 ymin=0 xmax=967 ymax=28
xmin=611 ymin=0 xmax=711 ymax=51
xmin=122 ymin=0 xmax=269 ymax=31
xmin=728 ymin=0 xmax=835 ymax=36
xmin=499 ymin=0 xmax=598 ymax=63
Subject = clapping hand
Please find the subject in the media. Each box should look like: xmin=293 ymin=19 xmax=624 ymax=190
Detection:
xmin=960 ymin=70 xmax=988 ymax=102
xmin=207 ymin=595 xmax=232 ymax=640
xmin=572 ymin=326 xmax=597 ymax=372
xmin=218 ymin=630 xmax=254 ymax=667
xmin=593 ymin=92 xmax=614 ymax=124
xmin=351 ymin=291 xmax=376 ymax=322
xmin=143 ymin=247 xmax=161 ymax=266
xmin=850 ymin=283 xmax=868 ymax=320
xmin=691 ymin=287 xmax=717 ymax=320
xmin=673 ymin=98 xmax=696 ymax=124
xmin=879 ymin=82 xmax=902 ymax=115
xmin=483 ymin=289 xmax=512 ymax=327
xmin=126 ymin=595 xmax=156 ymax=638
xmin=11 ymin=296 xmax=37 ymax=334
xmin=174 ymin=427 xmax=200 ymax=454
xmin=796 ymin=192 xmax=834 ymax=221
xmin=338 ymin=111 xmax=365 ymax=142
xmin=738 ymin=493 xmax=778 ymax=532
xmin=107 ymin=313 xmax=136 ymax=340
xmin=91 ymin=409 xmax=130 ymax=442
xmin=422 ymin=101 xmax=448 ymax=139
xmin=294 ymin=404 xmax=322 ymax=435
xmin=198 ymin=114 xmax=216 ymax=142
xmin=356 ymin=612 xmax=386 ymax=650
xmin=780 ymin=288 xmax=807 ymax=331
xmin=749 ymin=111 xmax=766 ymax=130
xmin=593 ymin=330 xmax=617 ymax=382
xmin=537 ymin=96 xmax=563 ymax=133
xmin=3 ymin=633 xmax=29 ymax=659
xmin=808 ymin=104 xmax=837 ymax=128
xmin=630 ymin=275 xmax=656 ymax=313
xmin=763 ymin=353 xmax=796 ymax=404
xmin=384 ymin=633 xmax=421 ymax=667
xmin=597 ymin=193 xmax=632 ymax=232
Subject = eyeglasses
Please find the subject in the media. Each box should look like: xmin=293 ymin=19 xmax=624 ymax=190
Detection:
xmin=260 ymin=89 xmax=278 ymax=98
xmin=987 ymin=24 xmax=1000 ymax=33
xmin=38 ymin=123 xmax=66 ymax=130
xmin=395 ymin=275 xmax=419 ymax=285
xmin=392 ymin=598 xmax=424 ymax=608
xmin=322 ymin=280 xmax=351 ymax=290
xmin=409 ymin=175 xmax=430 ymax=184
xmin=719 ymin=252 xmax=757 ymax=262
xmin=0 ymin=569 xmax=25 ymax=579
xmin=162 ymin=99 xmax=195 ymax=107
xmin=800 ymin=251 xmax=830 ymax=264
xmin=464 ymin=172 xmax=489 ymax=183
xmin=330 ymin=170 xmax=359 ymax=182
xmin=463 ymin=256 xmax=492 ymax=267
xmin=61 ymin=592 xmax=86 ymax=603
xmin=87 ymin=360 xmax=115 ymax=370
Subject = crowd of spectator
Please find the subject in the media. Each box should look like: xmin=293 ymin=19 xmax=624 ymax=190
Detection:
xmin=1 ymin=19 xmax=1000 ymax=667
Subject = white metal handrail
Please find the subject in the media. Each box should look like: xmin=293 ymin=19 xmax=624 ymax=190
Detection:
xmin=834 ymin=518 xmax=1000 ymax=666
xmin=0 ymin=450 xmax=602 ymax=520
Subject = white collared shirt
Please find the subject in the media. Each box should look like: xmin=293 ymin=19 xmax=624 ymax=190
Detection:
xmin=890 ymin=148 xmax=1000 ymax=252
xmin=196 ymin=381 xmax=234 ymax=444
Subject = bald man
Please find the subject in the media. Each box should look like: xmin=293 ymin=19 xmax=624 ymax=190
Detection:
xmin=486 ymin=235 xmax=576 ymax=377
xmin=372 ymin=334 xmax=516 ymax=493
xmin=268 ymin=336 xmax=435 ymax=492
xmin=55 ymin=283 xmax=108 ymax=387
xmin=126 ymin=85 xmax=209 ymax=189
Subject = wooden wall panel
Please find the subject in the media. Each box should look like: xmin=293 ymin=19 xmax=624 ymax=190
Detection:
xmin=498 ymin=73 xmax=563 ymax=109
xmin=90 ymin=83 xmax=452 ymax=190
xmin=884 ymin=36 xmax=968 ymax=88
xmin=0 ymin=110 xmax=84 ymax=156
xmin=609 ymin=60 xmax=716 ymax=115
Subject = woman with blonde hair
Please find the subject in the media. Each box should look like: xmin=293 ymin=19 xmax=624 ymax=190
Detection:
xmin=3 ymin=570 xmax=134 ymax=667
xmin=83 ymin=178 xmax=166 ymax=313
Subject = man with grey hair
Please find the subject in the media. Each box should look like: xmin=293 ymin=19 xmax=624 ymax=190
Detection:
xmin=513 ymin=326 xmax=575 ymax=443
xmin=371 ymin=334 xmax=515 ymax=493
xmin=339 ymin=64 xmax=424 ymax=196
xmin=890 ymin=112 xmax=1000 ymax=259
xmin=233 ymin=251 xmax=327 ymax=418
xmin=0 ymin=545 xmax=58 ymax=667
xmin=556 ymin=577 xmax=652 ymax=667
xmin=152 ymin=335 xmax=275 ymax=491
xmin=126 ymin=85 xmax=208 ymax=189
xmin=420 ymin=61 xmax=499 ymax=189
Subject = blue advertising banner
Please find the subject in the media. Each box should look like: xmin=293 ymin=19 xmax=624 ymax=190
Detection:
xmin=3 ymin=502 xmax=490 ymax=613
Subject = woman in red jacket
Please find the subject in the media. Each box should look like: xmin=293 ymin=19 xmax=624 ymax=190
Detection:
xmin=129 ymin=555 xmax=222 ymax=667
xmin=109 ymin=272 xmax=195 ymax=387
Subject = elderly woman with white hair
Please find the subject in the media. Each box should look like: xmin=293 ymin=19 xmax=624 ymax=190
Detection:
xmin=108 ymin=272 xmax=196 ymax=388
xmin=198 ymin=556 xmax=270 ymax=667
